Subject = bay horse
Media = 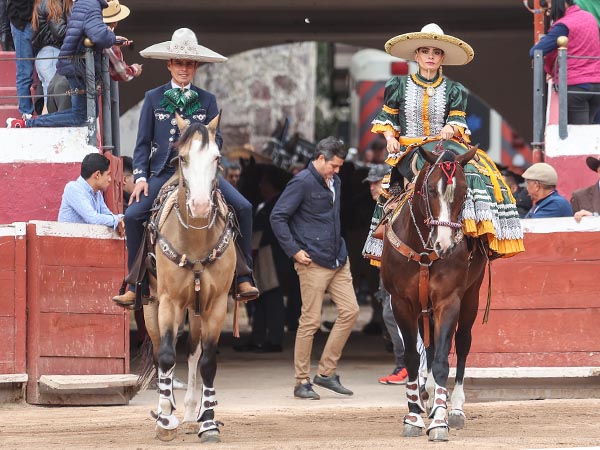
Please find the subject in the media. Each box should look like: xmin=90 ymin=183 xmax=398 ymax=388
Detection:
xmin=380 ymin=144 xmax=487 ymax=442
xmin=140 ymin=115 xmax=236 ymax=443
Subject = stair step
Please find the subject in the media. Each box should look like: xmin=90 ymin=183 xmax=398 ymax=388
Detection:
xmin=0 ymin=104 xmax=21 ymax=124
xmin=0 ymin=52 xmax=16 ymax=79
xmin=0 ymin=86 xmax=17 ymax=106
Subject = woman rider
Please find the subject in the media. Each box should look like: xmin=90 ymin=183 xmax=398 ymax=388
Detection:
xmin=363 ymin=23 xmax=524 ymax=262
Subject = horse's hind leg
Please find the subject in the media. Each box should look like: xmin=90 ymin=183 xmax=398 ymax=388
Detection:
xmin=196 ymin=293 xmax=228 ymax=443
xmin=182 ymin=316 xmax=202 ymax=432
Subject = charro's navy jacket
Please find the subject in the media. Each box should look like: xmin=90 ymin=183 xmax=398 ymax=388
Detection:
xmin=132 ymin=82 xmax=223 ymax=181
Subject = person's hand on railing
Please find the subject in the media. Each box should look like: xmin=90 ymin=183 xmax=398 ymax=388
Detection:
xmin=115 ymin=36 xmax=133 ymax=46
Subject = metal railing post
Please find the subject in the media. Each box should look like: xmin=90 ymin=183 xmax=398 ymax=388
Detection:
xmin=557 ymin=36 xmax=568 ymax=140
xmin=83 ymin=38 xmax=97 ymax=145
xmin=100 ymin=52 xmax=113 ymax=153
xmin=532 ymin=49 xmax=545 ymax=162
xmin=110 ymin=78 xmax=121 ymax=156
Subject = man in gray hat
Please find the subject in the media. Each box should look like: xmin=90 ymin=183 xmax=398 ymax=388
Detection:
xmin=571 ymin=156 xmax=600 ymax=222
xmin=523 ymin=163 xmax=573 ymax=218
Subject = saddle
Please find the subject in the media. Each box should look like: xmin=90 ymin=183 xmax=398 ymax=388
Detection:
xmin=121 ymin=177 xmax=252 ymax=313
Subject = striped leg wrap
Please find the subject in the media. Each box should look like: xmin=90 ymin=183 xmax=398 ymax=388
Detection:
xmin=427 ymin=384 xmax=448 ymax=432
xmin=150 ymin=366 xmax=179 ymax=430
xmin=197 ymin=385 xmax=221 ymax=435
xmin=405 ymin=379 xmax=426 ymax=413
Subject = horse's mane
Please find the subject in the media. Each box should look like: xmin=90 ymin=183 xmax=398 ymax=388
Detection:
xmin=172 ymin=122 xmax=209 ymax=151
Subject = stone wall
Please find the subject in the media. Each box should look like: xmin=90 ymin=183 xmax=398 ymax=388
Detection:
xmin=195 ymin=42 xmax=317 ymax=157
xmin=119 ymin=42 xmax=317 ymax=158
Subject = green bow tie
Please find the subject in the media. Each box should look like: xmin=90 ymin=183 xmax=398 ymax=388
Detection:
xmin=160 ymin=88 xmax=201 ymax=115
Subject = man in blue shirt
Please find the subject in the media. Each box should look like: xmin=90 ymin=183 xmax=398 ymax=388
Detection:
xmin=523 ymin=162 xmax=573 ymax=218
xmin=270 ymin=136 xmax=359 ymax=400
xmin=58 ymin=152 xmax=124 ymax=234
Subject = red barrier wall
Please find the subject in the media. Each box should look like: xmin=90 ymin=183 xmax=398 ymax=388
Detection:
xmin=0 ymin=224 xmax=26 ymax=377
xmin=25 ymin=221 xmax=129 ymax=404
xmin=463 ymin=219 xmax=600 ymax=368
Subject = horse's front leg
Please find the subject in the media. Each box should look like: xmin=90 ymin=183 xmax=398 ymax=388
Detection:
xmin=427 ymin=295 xmax=461 ymax=442
xmin=196 ymin=292 xmax=228 ymax=443
xmin=392 ymin=297 xmax=426 ymax=437
xmin=449 ymin=281 xmax=482 ymax=430
xmin=152 ymin=299 xmax=185 ymax=441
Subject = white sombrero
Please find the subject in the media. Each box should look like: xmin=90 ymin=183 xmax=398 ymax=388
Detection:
xmin=140 ymin=28 xmax=227 ymax=63
xmin=384 ymin=23 xmax=474 ymax=66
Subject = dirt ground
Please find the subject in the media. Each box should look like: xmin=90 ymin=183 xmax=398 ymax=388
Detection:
xmin=2 ymin=399 xmax=600 ymax=450
xmin=2 ymin=315 xmax=600 ymax=450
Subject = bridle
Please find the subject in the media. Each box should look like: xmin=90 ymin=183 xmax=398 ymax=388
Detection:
xmin=411 ymin=151 xmax=465 ymax=251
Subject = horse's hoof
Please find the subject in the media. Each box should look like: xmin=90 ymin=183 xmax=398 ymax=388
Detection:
xmin=428 ymin=427 xmax=449 ymax=442
xmin=182 ymin=421 xmax=197 ymax=434
xmin=200 ymin=429 xmax=221 ymax=443
xmin=402 ymin=424 xmax=423 ymax=437
xmin=448 ymin=413 xmax=465 ymax=429
xmin=155 ymin=425 xmax=177 ymax=442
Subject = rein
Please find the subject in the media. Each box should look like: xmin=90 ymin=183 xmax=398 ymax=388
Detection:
xmin=386 ymin=152 xmax=466 ymax=347
xmin=148 ymin=159 xmax=235 ymax=316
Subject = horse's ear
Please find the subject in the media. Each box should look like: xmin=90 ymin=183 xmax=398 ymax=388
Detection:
xmin=456 ymin=143 xmax=479 ymax=167
xmin=417 ymin=146 xmax=437 ymax=165
xmin=174 ymin=112 xmax=187 ymax=134
xmin=207 ymin=111 xmax=222 ymax=133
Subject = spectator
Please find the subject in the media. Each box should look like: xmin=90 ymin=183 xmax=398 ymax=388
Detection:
xmin=31 ymin=0 xmax=72 ymax=110
xmin=111 ymin=28 xmax=258 ymax=309
xmin=271 ymin=136 xmax=360 ymax=400
xmin=121 ymin=155 xmax=133 ymax=209
xmin=102 ymin=0 xmax=142 ymax=82
xmin=523 ymin=162 xmax=573 ymax=218
xmin=362 ymin=134 xmax=387 ymax=165
xmin=571 ymin=156 xmax=600 ymax=221
xmin=224 ymin=160 xmax=242 ymax=188
xmin=44 ymin=0 xmax=140 ymax=114
xmin=0 ymin=0 xmax=14 ymax=51
xmin=529 ymin=0 xmax=600 ymax=124
xmin=7 ymin=0 xmax=34 ymax=119
xmin=235 ymin=165 xmax=290 ymax=353
xmin=58 ymin=152 xmax=124 ymax=234
xmin=502 ymin=169 xmax=532 ymax=219
xmin=6 ymin=0 xmax=119 ymax=128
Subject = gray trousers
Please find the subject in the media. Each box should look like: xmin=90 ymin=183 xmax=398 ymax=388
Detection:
xmin=382 ymin=292 xmax=405 ymax=369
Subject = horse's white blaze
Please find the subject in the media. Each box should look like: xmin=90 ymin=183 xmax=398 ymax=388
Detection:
xmin=435 ymin=178 xmax=453 ymax=251
xmin=182 ymin=137 xmax=220 ymax=218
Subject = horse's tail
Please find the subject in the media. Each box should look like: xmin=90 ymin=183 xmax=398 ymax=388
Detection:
xmin=133 ymin=336 xmax=156 ymax=394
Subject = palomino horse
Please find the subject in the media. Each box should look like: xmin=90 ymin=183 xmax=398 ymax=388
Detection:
xmin=380 ymin=144 xmax=487 ymax=442
xmin=140 ymin=115 xmax=236 ymax=443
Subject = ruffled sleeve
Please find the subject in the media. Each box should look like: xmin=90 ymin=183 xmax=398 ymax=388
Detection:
xmin=446 ymin=81 xmax=470 ymax=134
xmin=371 ymin=76 xmax=403 ymax=136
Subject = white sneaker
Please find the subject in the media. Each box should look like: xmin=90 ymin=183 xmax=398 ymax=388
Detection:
xmin=22 ymin=113 xmax=33 ymax=120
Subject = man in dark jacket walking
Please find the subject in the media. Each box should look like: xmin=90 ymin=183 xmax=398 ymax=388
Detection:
xmin=270 ymin=136 xmax=359 ymax=400
xmin=7 ymin=0 xmax=118 ymax=128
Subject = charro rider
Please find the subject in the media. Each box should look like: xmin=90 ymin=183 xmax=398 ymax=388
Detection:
xmin=112 ymin=28 xmax=259 ymax=308
xmin=363 ymin=23 xmax=524 ymax=262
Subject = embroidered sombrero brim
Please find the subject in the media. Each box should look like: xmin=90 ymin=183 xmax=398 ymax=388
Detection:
xmin=140 ymin=42 xmax=227 ymax=63
xmin=385 ymin=32 xmax=474 ymax=66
